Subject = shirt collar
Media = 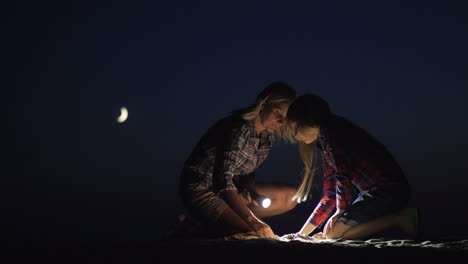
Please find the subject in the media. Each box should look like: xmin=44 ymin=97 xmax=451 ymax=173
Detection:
xmin=245 ymin=119 xmax=258 ymax=138
xmin=317 ymin=127 xmax=326 ymax=146
xmin=246 ymin=119 xmax=273 ymax=141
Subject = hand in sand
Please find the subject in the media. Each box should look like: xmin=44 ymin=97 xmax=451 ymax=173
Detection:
xmin=252 ymin=222 xmax=275 ymax=238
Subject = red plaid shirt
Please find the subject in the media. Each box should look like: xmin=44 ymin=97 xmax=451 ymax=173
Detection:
xmin=307 ymin=115 xmax=408 ymax=227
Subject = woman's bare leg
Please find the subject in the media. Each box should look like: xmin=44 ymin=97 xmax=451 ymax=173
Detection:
xmin=248 ymin=182 xmax=297 ymax=218
xmin=326 ymin=208 xmax=418 ymax=240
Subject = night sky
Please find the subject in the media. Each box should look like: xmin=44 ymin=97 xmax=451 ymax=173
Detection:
xmin=5 ymin=1 xmax=468 ymax=240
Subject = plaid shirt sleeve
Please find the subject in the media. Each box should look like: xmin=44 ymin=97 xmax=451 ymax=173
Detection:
xmin=331 ymin=141 xmax=354 ymax=210
xmin=308 ymin=165 xmax=336 ymax=227
xmin=212 ymin=126 xmax=248 ymax=194
xmin=308 ymin=133 xmax=355 ymax=226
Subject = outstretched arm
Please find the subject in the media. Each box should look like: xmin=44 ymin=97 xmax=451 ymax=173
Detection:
xmin=298 ymin=167 xmax=337 ymax=236
xmin=220 ymin=189 xmax=275 ymax=238
xmin=211 ymin=123 xmax=275 ymax=238
xmin=298 ymin=221 xmax=318 ymax=236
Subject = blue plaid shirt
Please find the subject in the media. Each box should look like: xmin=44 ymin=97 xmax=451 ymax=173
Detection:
xmin=182 ymin=114 xmax=274 ymax=194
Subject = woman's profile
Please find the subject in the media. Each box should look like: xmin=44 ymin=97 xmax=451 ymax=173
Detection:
xmin=176 ymin=82 xmax=298 ymax=238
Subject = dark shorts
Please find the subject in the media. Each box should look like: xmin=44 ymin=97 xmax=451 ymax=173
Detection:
xmin=337 ymin=183 xmax=410 ymax=227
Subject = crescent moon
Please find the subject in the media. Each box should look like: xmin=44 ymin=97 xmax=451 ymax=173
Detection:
xmin=117 ymin=107 xmax=128 ymax=123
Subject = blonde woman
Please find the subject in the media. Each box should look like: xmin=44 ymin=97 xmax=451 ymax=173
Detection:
xmin=286 ymin=94 xmax=418 ymax=240
xmin=178 ymin=82 xmax=297 ymax=238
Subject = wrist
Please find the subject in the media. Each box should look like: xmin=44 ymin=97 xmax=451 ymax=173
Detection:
xmin=245 ymin=213 xmax=264 ymax=227
xmin=335 ymin=209 xmax=345 ymax=217
xmin=299 ymin=222 xmax=316 ymax=236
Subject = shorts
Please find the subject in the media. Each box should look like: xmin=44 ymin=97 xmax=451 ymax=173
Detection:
xmin=337 ymin=183 xmax=410 ymax=227
xmin=179 ymin=183 xmax=229 ymax=225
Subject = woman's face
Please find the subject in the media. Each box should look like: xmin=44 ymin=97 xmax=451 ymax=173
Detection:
xmin=259 ymin=103 xmax=289 ymax=133
xmin=290 ymin=122 xmax=320 ymax=144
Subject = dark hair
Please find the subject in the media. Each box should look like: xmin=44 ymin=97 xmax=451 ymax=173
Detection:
xmin=286 ymin=93 xmax=331 ymax=203
xmin=287 ymin=93 xmax=331 ymax=128
xmin=239 ymin=81 xmax=297 ymax=121
xmin=255 ymin=81 xmax=297 ymax=103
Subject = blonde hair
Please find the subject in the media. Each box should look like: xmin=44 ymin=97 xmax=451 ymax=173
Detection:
xmin=241 ymin=97 xmax=293 ymax=139
xmin=241 ymin=96 xmax=270 ymax=121
xmin=284 ymin=126 xmax=319 ymax=203
xmin=285 ymin=94 xmax=332 ymax=203
xmin=239 ymin=81 xmax=297 ymax=140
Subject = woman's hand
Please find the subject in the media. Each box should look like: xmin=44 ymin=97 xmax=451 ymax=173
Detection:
xmin=324 ymin=210 xmax=344 ymax=237
xmin=240 ymin=190 xmax=259 ymax=207
xmin=251 ymin=221 xmax=275 ymax=238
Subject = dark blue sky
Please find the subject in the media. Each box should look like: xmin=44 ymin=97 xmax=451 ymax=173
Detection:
xmin=6 ymin=1 xmax=468 ymax=239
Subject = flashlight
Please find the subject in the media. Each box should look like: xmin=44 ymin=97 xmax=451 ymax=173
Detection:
xmin=251 ymin=192 xmax=271 ymax=208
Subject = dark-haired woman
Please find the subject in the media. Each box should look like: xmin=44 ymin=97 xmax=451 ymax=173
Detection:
xmin=286 ymin=94 xmax=418 ymax=240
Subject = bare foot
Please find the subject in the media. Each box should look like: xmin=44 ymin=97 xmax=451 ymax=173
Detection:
xmin=397 ymin=207 xmax=419 ymax=239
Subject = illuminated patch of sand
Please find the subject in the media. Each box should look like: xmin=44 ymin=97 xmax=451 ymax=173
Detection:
xmin=224 ymin=232 xmax=468 ymax=250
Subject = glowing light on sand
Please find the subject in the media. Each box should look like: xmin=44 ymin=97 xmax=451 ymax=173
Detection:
xmin=117 ymin=107 xmax=128 ymax=123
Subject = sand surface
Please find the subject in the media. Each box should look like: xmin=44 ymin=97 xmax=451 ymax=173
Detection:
xmin=7 ymin=235 xmax=468 ymax=263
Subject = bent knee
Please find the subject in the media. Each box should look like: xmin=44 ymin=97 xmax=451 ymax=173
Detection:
xmin=283 ymin=186 xmax=298 ymax=210
xmin=285 ymin=198 xmax=297 ymax=211
xmin=324 ymin=222 xmax=349 ymax=239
